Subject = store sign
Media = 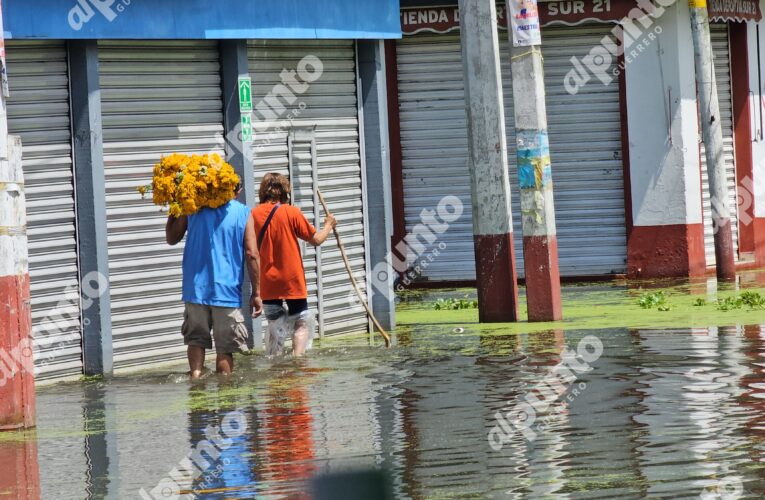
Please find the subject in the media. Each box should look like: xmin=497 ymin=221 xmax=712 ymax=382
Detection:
xmin=238 ymin=77 xmax=253 ymax=112
xmin=400 ymin=1 xmax=629 ymax=34
xmin=708 ymin=0 xmax=761 ymax=22
xmin=508 ymin=0 xmax=542 ymax=46
xmin=401 ymin=0 xmax=761 ymax=34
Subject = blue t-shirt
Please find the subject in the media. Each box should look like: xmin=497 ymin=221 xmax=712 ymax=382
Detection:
xmin=182 ymin=200 xmax=251 ymax=308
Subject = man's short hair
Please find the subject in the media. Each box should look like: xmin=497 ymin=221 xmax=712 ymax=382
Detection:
xmin=259 ymin=172 xmax=291 ymax=204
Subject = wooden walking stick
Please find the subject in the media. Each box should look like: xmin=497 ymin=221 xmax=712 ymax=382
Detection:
xmin=316 ymin=189 xmax=392 ymax=348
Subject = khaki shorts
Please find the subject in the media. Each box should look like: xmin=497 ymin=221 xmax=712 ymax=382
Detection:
xmin=182 ymin=303 xmax=249 ymax=354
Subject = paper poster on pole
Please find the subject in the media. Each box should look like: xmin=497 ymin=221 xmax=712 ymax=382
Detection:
xmin=507 ymin=0 xmax=542 ymax=47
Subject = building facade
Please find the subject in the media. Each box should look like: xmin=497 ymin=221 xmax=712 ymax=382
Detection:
xmin=3 ymin=0 xmax=400 ymax=382
xmin=389 ymin=0 xmax=765 ymax=284
xmin=4 ymin=0 xmax=765 ymax=385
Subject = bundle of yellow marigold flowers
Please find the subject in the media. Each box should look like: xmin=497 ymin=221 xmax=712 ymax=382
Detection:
xmin=138 ymin=153 xmax=241 ymax=217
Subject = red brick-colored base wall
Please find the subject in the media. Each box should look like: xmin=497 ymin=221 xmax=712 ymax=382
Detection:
xmin=754 ymin=217 xmax=765 ymax=267
xmin=627 ymin=223 xmax=706 ymax=279
xmin=0 ymin=274 xmax=35 ymax=430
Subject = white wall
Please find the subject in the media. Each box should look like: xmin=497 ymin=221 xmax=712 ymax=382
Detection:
xmin=749 ymin=4 xmax=765 ymax=218
xmin=626 ymin=1 xmax=703 ymax=226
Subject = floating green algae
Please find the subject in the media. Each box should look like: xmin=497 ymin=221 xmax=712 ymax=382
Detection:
xmin=396 ymin=280 xmax=765 ymax=334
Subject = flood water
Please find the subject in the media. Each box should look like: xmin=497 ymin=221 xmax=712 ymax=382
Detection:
xmin=6 ymin=324 xmax=765 ymax=498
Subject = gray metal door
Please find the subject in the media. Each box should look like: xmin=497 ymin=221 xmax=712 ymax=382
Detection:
xmin=396 ymin=34 xmax=473 ymax=281
xmin=247 ymin=40 xmax=369 ymax=336
xmin=701 ymin=24 xmax=739 ymax=266
xmin=6 ymin=40 xmax=84 ymax=381
xmin=98 ymin=41 xmax=226 ymax=369
xmin=396 ymin=25 xmax=627 ymax=280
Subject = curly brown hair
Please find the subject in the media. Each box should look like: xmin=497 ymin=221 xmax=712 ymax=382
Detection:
xmin=259 ymin=172 xmax=291 ymax=204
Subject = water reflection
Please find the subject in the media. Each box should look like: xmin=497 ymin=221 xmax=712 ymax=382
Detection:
xmin=0 ymin=433 xmax=40 ymax=500
xmin=257 ymin=371 xmax=316 ymax=498
xmin=633 ymin=326 xmax=752 ymax=497
xmin=83 ymin=382 xmax=119 ymax=499
xmin=10 ymin=325 xmax=765 ymax=498
xmin=184 ymin=385 xmax=257 ymax=498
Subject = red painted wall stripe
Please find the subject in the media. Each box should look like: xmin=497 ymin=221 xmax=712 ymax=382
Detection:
xmin=384 ymin=40 xmax=407 ymax=266
xmin=729 ymin=22 xmax=756 ymax=256
xmin=627 ymin=223 xmax=706 ymax=279
xmin=0 ymin=274 xmax=34 ymax=430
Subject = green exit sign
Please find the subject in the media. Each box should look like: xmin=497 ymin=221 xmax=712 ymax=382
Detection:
xmin=238 ymin=77 xmax=252 ymax=112
xmin=241 ymin=114 xmax=253 ymax=141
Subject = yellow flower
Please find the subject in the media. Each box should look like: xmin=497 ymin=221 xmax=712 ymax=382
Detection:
xmin=139 ymin=152 xmax=240 ymax=216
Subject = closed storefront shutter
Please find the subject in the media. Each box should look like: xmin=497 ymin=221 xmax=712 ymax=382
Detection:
xmin=6 ymin=41 xmax=84 ymax=381
xmin=98 ymin=41 xmax=226 ymax=369
xmin=701 ymin=24 xmax=739 ymax=266
xmin=396 ymin=25 xmax=627 ymax=280
xmin=396 ymin=34 xmax=473 ymax=281
xmin=248 ymin=40 xmax=369 ymax=336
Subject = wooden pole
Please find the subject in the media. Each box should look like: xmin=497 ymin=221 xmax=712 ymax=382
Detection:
xmin=316 ymin=189 xmax=392 ymax=348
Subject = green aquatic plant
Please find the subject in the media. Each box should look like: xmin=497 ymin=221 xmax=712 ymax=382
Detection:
xmin=637 ymin=291 xmax=670 ymax=310
xmin=433 ymin=297 xmax=478 ymax=311
xmin=716 ymin=291 xmax=765 ymax=311
xmin=717 ymin=296 xmax=743 ymax=311
xmin=740 ymin=291 xmax=765 ymax=309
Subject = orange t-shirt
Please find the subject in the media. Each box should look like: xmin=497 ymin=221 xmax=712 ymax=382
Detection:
xmin=251 ymin=202 xmax=316 ymax=300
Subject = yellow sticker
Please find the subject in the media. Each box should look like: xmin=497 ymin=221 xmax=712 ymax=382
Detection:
xmin=688 ymin=0 xmax=707 ymax=8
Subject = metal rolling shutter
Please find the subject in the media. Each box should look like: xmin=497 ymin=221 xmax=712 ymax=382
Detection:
xmin=6 ymin=41 xmax=84 ymax=381
xmin=396 ymin=26 xmax=626 ymax=280
xmin=701 ymin=24 xmax=739 ymax=266
xmin=248 ymin=40 xmax=368 ymax=337
xmin=503 ymin=25 xmax=627 ymax=277
xmin=396 ymin=34 xmax=473 ymax=281
xmin=99 ymin=41 xmax=226 ymax=369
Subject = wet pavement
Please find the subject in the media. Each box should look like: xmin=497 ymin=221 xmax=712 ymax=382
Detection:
xmin=5 ymin=291 xmax=765 ymax=498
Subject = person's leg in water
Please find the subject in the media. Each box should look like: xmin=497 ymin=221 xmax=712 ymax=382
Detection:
xmin=292 ymin=318 xmax=309 ymax=357
xmin=188 ymin=346 xmax=206 ymax=380
xmin=211 ymin=306 xmax=250 ymax=375
xmin=264 ymin=300 xmax=289 ymax=356
xmin=286 ymin=299 xmax=311 ymax=357
xmin=216 ymin=353 xmax=234 ymax=375
xmin=183 ymin=303 xmax=214 ymax=380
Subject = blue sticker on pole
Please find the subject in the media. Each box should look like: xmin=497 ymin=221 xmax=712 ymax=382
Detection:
xmin=516 ymin=130 xmax=551 ymax=189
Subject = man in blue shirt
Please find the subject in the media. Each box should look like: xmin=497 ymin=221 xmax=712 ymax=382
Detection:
xmin=166 ymin=186 xmax=263 ymax=379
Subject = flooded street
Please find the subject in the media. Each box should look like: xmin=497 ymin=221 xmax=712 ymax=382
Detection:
xmin=6 ymin=318 xmax=765 ymax=498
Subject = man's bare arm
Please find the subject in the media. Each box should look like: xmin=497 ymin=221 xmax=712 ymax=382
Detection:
xmin=244 ymin=215 xmax=263 ymax=317
xmin=166 ymin=215 xmax=188 ymax=246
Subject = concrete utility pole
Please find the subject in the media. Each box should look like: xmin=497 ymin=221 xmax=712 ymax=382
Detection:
xmin=507 ymin=0 xmax=562 ymax=321
xmin=0 ymin=0 xmax=35 ymax=430
xmin=458 ymin=0 xmax=520 ymax=322
xmin=0 ymin=142 xmax=36 ymax=428
xmin=689 ymin=1 xmax=736 ymax=281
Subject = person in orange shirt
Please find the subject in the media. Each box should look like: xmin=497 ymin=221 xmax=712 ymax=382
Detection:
xmin=250 ymin=173 xmax=336 ymax=356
